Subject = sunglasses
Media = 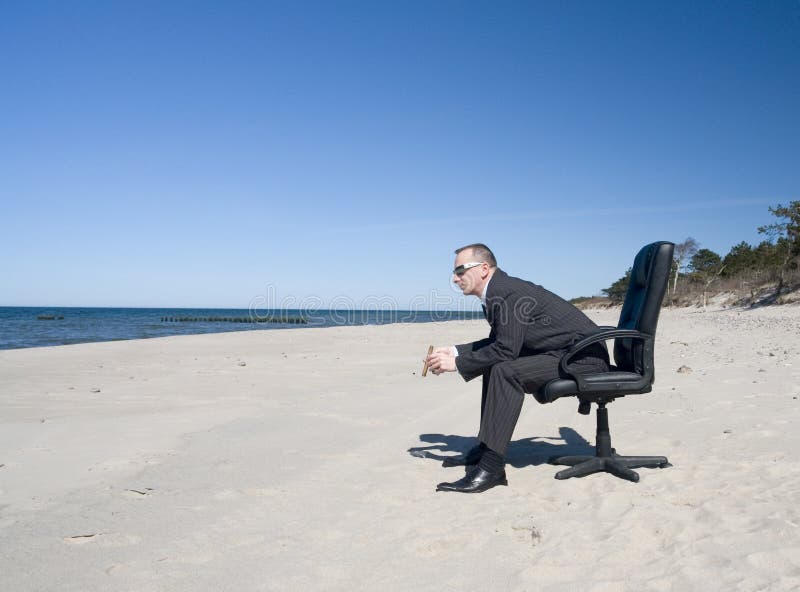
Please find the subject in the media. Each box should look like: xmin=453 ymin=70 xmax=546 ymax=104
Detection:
xmin=453 ymin=262 xmax=484 ymax=276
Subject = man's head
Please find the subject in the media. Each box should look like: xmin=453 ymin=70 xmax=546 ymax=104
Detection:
xmin=453 ymin=243 xmax=497 ymax=297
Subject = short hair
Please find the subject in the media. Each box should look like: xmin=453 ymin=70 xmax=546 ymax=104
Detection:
xmin=455 ymin=243 xmax=497 ymax=267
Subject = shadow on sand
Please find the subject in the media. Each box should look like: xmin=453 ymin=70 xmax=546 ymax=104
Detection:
xmin=408 ymin=427 xmax=595 ymax=469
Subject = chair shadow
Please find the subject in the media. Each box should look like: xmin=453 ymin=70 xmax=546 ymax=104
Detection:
xmin=408 ymin=426 xmax=595 ymax=469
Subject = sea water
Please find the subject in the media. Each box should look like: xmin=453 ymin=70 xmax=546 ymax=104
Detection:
xmin=0 ymin=307 xmax=484 ymax=350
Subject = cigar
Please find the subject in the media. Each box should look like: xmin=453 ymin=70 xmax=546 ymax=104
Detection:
xmin=422 ymin=345 xmax=434 ymax=377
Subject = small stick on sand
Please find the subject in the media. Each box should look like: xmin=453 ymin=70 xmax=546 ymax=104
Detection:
xmin=422 ymin=345 xmax=434 ymax=377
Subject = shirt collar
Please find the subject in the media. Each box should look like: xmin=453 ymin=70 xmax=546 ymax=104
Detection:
xmin=480 ymin=276 xmax=491 ymax=306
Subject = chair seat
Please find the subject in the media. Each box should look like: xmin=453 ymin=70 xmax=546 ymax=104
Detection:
xmin=534 ymin=371 xmax=649 ymax=404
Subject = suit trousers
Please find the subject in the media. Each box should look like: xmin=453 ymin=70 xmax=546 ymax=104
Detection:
xmin=478 ymin=344 xmax=609 ymax=455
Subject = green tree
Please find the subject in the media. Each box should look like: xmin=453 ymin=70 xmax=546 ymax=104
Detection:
xmin=757 ymin=201 xmax=800 ymax=294
xmin=688 ymin=249 xmax=725 ymax=307
xmin=752 ymin=239 xmax=789 ymax=271
xmin=688 ymin=249 xmax=723 ymax=277
xmin=602 ymin=268 xmax=631 ymax=305
xmin=722 ymin=241 xmax=757 ymax=276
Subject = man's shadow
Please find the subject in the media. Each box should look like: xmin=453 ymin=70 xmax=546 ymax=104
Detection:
xmin=408 ymin=427 xmax=594 ymax=469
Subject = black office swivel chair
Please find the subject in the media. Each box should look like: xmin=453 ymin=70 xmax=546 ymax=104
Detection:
xmin=534 ymin=241 xmax=675 ymax=482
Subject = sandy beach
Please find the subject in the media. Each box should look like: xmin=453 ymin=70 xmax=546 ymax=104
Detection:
xmin=2 ymin=306 xmax=800 ymax=591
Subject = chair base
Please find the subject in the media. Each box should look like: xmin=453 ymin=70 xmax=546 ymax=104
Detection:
xmin=548 ymin=401 xmax=670 ymax=482
xmin=549 ymin=450 xmax=671 ymax=482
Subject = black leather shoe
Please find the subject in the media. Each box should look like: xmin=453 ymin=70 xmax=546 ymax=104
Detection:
xmin=441 ymin=445 xmax=484 ymax=467
xmin=436 ymin=466 xmax=508 ymax=493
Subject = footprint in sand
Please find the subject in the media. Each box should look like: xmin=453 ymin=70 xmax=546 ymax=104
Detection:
xmin=64 ymin=533 xmax=101 ymax=545
xmin=746 ymin=547 xmax=800 ymax=571
xmin=64 ymin=532 xmax=141 ymax=547
xmin=121 ymin=487 xmax=154 ymax=499
xmin=511 ymin=523 xmax=542 ymax=546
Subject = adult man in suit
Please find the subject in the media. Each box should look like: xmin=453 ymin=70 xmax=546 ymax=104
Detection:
xmin=425 ymin=243 xmax=609 ymax=493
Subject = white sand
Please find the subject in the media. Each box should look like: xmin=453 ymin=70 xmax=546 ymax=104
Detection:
xmin=2 ymin=306 xmax=800 ymax=591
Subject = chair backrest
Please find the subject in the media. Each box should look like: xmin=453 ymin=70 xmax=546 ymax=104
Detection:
xmin=614 ymin=242 xmax=675 ymax=373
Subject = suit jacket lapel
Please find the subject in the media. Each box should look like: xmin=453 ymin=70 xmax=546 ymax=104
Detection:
xmin=483 ymin=269 xmax=504 ymax=326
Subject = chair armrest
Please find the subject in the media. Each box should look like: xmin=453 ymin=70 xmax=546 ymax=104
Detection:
xmin=560 ymin=328 xmax=654 ymax=391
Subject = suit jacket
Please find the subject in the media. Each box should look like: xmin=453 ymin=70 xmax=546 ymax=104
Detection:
xmin=455 ymin=268 xmax=602 ymax=382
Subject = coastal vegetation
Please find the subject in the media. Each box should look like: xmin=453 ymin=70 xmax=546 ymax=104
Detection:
xmin=574 ymin=201 xmax=800 ymax=308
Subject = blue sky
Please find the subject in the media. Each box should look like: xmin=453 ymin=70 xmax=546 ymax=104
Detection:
xmin=1 ymin=1 xmax=798 ymax=309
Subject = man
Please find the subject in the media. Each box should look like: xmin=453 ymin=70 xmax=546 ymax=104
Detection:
xmin=425 ymin=243 xmax=609 ymax=493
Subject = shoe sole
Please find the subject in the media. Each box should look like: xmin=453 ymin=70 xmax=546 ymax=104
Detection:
xmin=436 ymin=478 xmax=508 ymax=493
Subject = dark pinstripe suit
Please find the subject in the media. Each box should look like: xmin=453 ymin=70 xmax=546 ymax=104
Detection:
xmin=455 ymin=269 xmax=609 ymax=455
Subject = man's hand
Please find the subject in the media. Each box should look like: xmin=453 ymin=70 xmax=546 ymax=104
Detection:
xmin=425 ymin=347 xmax=457 ymax=375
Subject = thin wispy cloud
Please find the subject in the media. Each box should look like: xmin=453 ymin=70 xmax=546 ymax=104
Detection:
xmin=324 ymin=197 xmax=782 ymax=234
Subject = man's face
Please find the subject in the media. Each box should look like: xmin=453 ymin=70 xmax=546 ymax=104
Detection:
xmin=452 ymin=249 xmax=487 ymax=297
